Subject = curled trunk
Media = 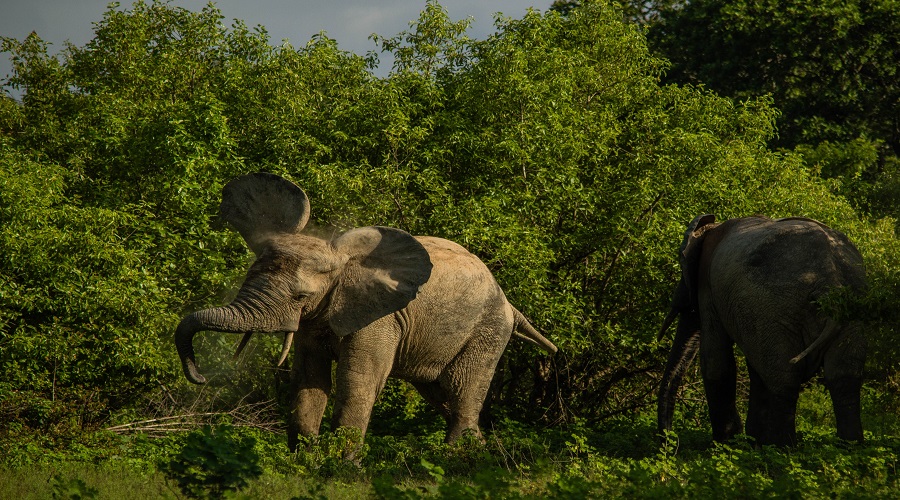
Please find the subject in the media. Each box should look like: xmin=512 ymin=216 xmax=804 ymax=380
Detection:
xmin=174 ymin=303 xmax=271 ymax=385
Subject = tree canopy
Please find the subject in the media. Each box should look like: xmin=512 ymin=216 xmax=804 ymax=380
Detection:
xmin=645 ymin=0 xmax=900 ymax=221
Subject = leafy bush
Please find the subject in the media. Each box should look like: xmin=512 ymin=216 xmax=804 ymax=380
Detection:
xmin=0 ymin=144 xmax=176 ymax=435
xmin=160 ymin=423 xmax=262 ymax=499
xmin=49 ymin=474 xmax=99 ymax=500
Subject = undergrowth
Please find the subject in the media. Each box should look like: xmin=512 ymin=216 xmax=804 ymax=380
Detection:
xmin=4 ymin=399 xmax=900 ymax=499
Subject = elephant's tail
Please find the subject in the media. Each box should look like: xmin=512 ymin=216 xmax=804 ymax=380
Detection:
xmin=512 ymin=307 xmax=558 ymax=354
xmin=790 ymin=318 xmax=839 ymax=364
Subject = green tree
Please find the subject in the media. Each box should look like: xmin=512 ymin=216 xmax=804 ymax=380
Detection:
xmin=0 ymin=142 xmax=174 ymax=433
xmin=552 ymin=0 xmax=687 ymax=24
xmin=370 ymin=2 xmax=892 ymax=420
xmin=648 ymin=0 xmax=900 ymax=220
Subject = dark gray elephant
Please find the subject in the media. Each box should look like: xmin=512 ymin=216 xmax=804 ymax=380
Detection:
xmin=657 ymin=215 xmax=867 ymax=446
xmin=175 ymin=173 xmax=557 ymax=450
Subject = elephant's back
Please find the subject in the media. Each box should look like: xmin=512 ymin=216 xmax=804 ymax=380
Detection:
xmin=722 ymin=218 xmax=865 ymax=292
xmin=415 ymin=236 xmax=496 ymax=280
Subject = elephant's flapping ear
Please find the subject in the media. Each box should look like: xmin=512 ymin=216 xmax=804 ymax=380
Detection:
xmin=219 ymin=173 xmax=310 ymax=254
xmin=679 ymin=214 xmax=717 ymax=309
xmin=329 ymin=227 xmax=432 ymax=336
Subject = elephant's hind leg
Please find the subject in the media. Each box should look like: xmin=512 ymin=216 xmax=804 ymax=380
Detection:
xmin=826 ymin=376 xmax=863 ymax=442
xmin=749 ymin=360 xmax=801 ymax=446
xmin=745 ymin=366 xmax=771 ymax=444
xmin=762 ymin=386 xmax=800 ymax=446
xmin=700 ymin=334 xmax=743 ymax=442
xmin=823 ymin=330 xmax=865 ymax=442
xmin=441 ymin=327 xmax=510 ymax=443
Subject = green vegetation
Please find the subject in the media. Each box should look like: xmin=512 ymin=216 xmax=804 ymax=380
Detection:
xmin=160 ymin=424 xmax=262 ymax=498
xmin=6 ymin=410 xmax=900 ymax=498
xmin=645 ymin=0 xmax=900 ymax=221
xmin=1 ymin=0 xmax=897 ymax=497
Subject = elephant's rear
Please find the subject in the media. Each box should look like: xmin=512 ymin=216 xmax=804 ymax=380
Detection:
xmin=392 ymin=237 xmax=517 ymax=381
xmin=724 ymin=218 xmax=866 ymax=350
xmin=724 ymin=218 xmax=865 ymax=305
xmin=398 ymin=237 xmax=540 ymax=441
xmin=771 ymin=218 xmax=866 ymax=291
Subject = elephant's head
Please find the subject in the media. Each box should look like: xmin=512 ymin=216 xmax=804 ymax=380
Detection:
xmin=658 ymin=214 xmax=718 ymax=338
xmin=175 ymin=173 xmax=432 ymax=384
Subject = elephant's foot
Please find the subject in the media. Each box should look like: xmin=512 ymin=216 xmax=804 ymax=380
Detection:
xmin=446 ymin=412 xmax=484 ymax=444
xmin=763 ymin=429 xmax=798 ymax=447
xmin=287 ymin=399 xmax=328 ymax=452
xmin=710 ymin=404 xmax=743 ymax=442
xmin=287 ymin=431 xmax=317 ymax=454
xmin=446 ymin=425 xmax=485 ymax=445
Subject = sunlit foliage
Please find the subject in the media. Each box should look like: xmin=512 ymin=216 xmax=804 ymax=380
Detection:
xmin=0 ymin=0 xmax=896 ymax=453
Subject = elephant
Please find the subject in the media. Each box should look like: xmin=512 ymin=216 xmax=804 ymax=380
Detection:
xmin=657 ymin=214 xmax=867 ymax=446
xmin=174 ymin=172 xmax=557 ymax=451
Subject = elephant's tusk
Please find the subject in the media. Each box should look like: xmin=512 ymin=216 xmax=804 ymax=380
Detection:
xmin=233 ymin=332 xmax=253 ymax=360
xmin=276 ymin=331 xmax=294 ymax=367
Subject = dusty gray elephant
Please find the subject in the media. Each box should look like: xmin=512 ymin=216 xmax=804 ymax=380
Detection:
xmin=657 ymin=215 xmax=867 ymax=446
xmin=175 ymin=172 xmax=557 ymax=450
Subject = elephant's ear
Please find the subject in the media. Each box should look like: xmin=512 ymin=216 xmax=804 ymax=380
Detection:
xmin=219 ymin=172 xmax=310 ymax=254
xmin=679 ymin=214 xmax=717 ymax=308
xmin=328 ymin=226 xmax=432 ymax=337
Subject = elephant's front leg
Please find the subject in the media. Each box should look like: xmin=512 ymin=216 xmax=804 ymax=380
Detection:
xmin=331 ymin=318 xmax=401 ymax=441
xmin=288 ymin=332 xmax=333 ymax=452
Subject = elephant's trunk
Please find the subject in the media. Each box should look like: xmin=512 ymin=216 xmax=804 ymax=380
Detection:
xmin=174 ymin=289 xmax=296 ymax=384
xmin=175 ymin=305 xmax=251 ymax=384
xmin=657 ymin=311 xmax=701 ymax=436
xmin=175 ymin=313 xmax=207 ymax=384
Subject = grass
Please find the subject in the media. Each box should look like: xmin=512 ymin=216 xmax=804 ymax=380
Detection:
xmin=7 ymin=434 xmax=899 ymax=499
xmin=3 ymin=386 xmax=900 ymax=499
xmin=1 ymin=463 xmax=372 ymax=499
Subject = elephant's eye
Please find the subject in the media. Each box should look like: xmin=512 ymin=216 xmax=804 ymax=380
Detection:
xmin=293 ymin=291 xmax=310 ymax=301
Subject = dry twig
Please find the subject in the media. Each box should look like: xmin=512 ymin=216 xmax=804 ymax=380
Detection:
xmin=106 ymin=400 xmax=282 ymax=437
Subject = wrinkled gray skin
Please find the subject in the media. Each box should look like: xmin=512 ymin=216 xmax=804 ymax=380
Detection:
xmin=658 ymin=215 xmax=867 ymax=446
xmin=175 ymin=173 xmax=557 ymax=451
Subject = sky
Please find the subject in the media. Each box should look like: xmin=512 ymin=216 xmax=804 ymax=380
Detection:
xmin=0 ymin=0 xmax=550 ymax=89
